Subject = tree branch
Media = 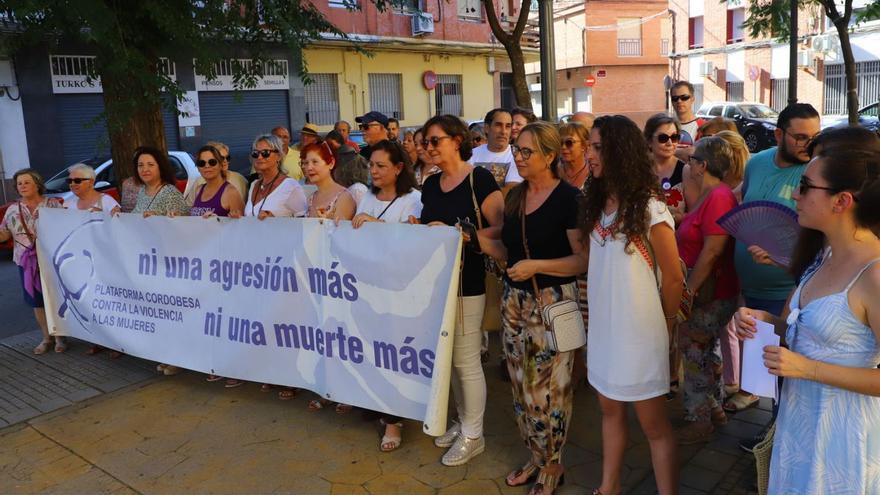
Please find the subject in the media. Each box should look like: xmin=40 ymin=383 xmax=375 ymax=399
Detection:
xmin=483 ymin=0 xmax=511 ymax=46
xmin=512 ymin=0 xmax=530 ymax=39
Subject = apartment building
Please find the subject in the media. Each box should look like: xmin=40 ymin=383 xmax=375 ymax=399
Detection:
xmin=669 ymin=0 xmax=880 ymax=115
xmin=526 ymin=0 xmax=669 ymax=126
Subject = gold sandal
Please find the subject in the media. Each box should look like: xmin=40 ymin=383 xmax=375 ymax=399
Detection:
xmin=505 ymin=461 xmax=539 ymax=487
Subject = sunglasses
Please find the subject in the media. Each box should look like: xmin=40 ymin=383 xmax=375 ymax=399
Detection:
xmin=250 ymin=149 xmax=278 ymax=159
xmin=197 ymin=158 xmax=220 ymax=168
xmin=670 ymin=94 xmax=692 ymax=102
xmin=421 ymin=136 xmax=452 ymax=148
xmin=473 ymin=136 xmax=483 ymax=143
xmin=511 ymin=145 xmax=536 ymax=160
xmin=798 ymin=177 xmax=839 ymax=196
xmin=359 ymin=122 xmax=382 ymax=130
xmin=563 ymin=138 xmax=581 ymax=148
xmin=655 ymin=133 xmax=681 ymax=144
xmin=66 ymin=178 xmax=92 ymax=185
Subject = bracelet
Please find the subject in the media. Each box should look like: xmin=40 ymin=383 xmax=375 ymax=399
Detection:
xmin=664 ymin=314 xmax=677 ymax=321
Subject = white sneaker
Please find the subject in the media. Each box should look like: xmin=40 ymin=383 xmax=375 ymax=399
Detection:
xmin=441 ymin=434 xmax=484 ymax=466
xmin=434 ymin=422 xmax=461 ymax=448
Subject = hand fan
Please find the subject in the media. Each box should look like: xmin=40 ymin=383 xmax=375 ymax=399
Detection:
xmin=716 ymin=201 xmax=799 ymax=267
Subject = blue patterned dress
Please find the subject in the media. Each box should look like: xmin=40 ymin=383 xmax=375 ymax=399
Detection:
xmin=768 ymin=257 xmax=880 ymax=494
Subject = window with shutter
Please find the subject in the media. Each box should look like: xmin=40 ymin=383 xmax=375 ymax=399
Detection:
xmin=368 ymin=73 xmax=404 ymax=120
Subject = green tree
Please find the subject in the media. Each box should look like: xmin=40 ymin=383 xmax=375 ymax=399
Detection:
xmin=742 ymin=0 xmax=880 ymax=124
xmin=482 ymin=0 xmax=534 ymax=110
xmin=0 ymin=0 xmax=363 ymax=179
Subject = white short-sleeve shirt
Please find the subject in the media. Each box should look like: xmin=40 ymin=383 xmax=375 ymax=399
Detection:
xmin=245 ymin=178 xmax=307 ymax=217
xmin=63 ymin=194 xmax=120 ymax=213
xmin=356 ymin=190 xmax=422 ymax=223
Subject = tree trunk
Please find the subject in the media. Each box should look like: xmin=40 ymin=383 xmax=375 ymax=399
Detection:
xmin=99 ymin=58 xmax=167 ymax=183
xmin=835 ymin=20 xmax=860 ymax=124
xmin=507 ymin=43 xmax=532 ymax=110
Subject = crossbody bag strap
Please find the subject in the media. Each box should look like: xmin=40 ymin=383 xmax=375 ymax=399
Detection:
xmin=18 ymin=202 xmax=36 ymax=244
xmin=468 ymin=169 xmax=483 ymax=230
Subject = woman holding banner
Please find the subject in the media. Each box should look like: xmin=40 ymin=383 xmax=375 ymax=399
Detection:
xmin=301 ymin=140 xmax=357 ymax=412
xmin=474 ymin=121 xmax=586 ymax=494
xmin=236 ymin=134 xmax=307 ymax=395
xmin=350 ymin=139 xmax=422 ymax=451
xmin=0 ymin=169 xmax=63 ymax=355
xmin=419 ymin=115 xmax=504 ymax=467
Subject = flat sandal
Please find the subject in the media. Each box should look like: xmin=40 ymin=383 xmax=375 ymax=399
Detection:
xmin=531 ymin=470 xmax=565 ymax=495
xmin=505 ymin=461 xmax=539 ymax=487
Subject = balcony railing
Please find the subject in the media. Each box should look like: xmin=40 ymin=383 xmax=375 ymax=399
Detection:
xmin=617 ymin=38 xmax=642 ymax=57
xmin=497 ymin=18 xmax=540 ymax=49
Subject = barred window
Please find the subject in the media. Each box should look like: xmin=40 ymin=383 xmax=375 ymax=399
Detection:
xmin=304 ymin=73 xmax=340 ymax=126
xmin=368 ymin=73 xmax=404 ymax=120
xmin=435 ymin=75 xmax=463 ymax=117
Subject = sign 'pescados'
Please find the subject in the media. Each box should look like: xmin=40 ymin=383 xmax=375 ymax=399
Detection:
xmin=37 ymin=209 xmax=462 ymax=434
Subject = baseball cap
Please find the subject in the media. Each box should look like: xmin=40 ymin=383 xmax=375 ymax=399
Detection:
xmin=355 ymin=111 xmax=389 ymax=128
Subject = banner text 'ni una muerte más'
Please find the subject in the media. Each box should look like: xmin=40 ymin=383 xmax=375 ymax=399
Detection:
xmin=36 ymin=209 xmax=462 ymax=434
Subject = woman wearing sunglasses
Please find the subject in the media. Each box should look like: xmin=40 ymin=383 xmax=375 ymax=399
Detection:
xmin=184 ymin=141 xmax=248 ymax=206
xmin=62 ymin=164 xmax=122 ymax=357
xmin=558 ymin=122 xmax=591 ymax=190
xmin=189 ymin=145 xmax=244 ymax=218
xmin=62 ymin=164 xmax=121 ymax=214
xmin=419 ymin=114 xmax=504 ymax=467
xmin=413 ymin=127 xmax=441 ymax=188
xmin=644 ymin=113 xmax=686 ymax=225
xmin=237 ymin=134 xmax=308 ymax=220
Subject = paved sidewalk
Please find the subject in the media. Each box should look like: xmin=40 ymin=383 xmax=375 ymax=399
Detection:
xmin=0 ymin=330 xmax=769 ymax=494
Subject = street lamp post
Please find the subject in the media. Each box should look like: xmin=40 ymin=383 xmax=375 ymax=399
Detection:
xmin=538 ymin=0 xmax=557 ymax=122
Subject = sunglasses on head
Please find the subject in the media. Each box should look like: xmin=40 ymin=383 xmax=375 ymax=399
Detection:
xmin=671 ymin=94 xmax=692 ymax=102
xmin=655 ymin=133 xmax=681 ymax=144
xmin=250 ymin=149 xmax=277 ymax=159
xmin=197 ymin=158 xmax=220 ymax=168
xmin=66 ymin=178 xmax=92 ymax=185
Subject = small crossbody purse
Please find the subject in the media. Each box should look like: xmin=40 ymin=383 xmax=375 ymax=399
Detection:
xmin=520 ymin=193 xmax=585 ymax=353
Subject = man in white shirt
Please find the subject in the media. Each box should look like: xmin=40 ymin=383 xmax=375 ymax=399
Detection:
xmin=670 ymin=81 xmax=705 ymax=161
xmin=468 ymin=108 xmax=523 ymax=192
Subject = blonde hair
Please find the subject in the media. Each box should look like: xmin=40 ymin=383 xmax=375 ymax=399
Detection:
xmin=715 ymin=130 xmax=749 ymax=186
xmin=698 ymin=117 xmax=737 ymax=137
xmin=505 ymin=121 xmax=562 ymax=218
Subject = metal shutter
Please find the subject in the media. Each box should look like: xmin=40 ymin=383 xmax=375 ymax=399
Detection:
xmin=57 ymin=94 xmax=179 ymax=165
xmin=304 ymin=74 xmax=340 ymax=125
xmin=198 ymin=90 xmax=290 ymax=173
xmin=368 ymin=74 xmax=404 ymax=119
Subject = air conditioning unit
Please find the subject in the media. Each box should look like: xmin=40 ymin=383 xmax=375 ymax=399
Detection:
xmin=796 ymin=50 xmax=814 ymax=68
xmin=699 ymin=61 xmax=715 ymax=76
xmin=412 ymin=12 xmax=434 ymax=36
xmin=811 ymin=35 xmax=828 ymax=52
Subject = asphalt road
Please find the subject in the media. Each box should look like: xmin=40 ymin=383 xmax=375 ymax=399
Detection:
xmin=0 ymin=250 xmax=38 ymax=339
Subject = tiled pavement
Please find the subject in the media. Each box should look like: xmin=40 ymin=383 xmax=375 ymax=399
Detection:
xmin=0 ymin=330 xmax=769 ymax=494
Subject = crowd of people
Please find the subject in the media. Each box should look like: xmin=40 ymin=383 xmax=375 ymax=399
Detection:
xmin=2 ymin=80 xmax=879 ymax=495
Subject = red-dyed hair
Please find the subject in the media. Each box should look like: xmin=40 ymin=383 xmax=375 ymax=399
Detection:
xmin=301 ymin=141 xmax=335 ymax=168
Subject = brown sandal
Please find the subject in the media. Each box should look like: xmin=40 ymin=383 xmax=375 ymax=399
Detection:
xmin=530 ymin=470 xmax=565 ymax=495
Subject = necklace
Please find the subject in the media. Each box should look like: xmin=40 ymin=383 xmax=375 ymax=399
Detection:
xmin=564 ymin=162 xmax=588 ymax=182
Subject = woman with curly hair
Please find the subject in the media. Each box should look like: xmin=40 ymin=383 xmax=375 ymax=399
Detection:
xmin=582 ymin=115 xmax=684 ymax=495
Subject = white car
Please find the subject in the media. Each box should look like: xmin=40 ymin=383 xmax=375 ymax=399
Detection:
xmin=44 ymin=151 xmax=199 ymax=203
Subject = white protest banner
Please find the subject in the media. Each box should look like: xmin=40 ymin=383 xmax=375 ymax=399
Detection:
xmin=36 ymin=209 xmax=462 ymax=434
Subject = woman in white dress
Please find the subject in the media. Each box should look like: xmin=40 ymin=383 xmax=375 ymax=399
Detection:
xmin=582 ymin=115 xmax=684 ymax=495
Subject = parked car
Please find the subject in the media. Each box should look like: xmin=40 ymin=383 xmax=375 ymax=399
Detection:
xmin=823 ymin=101 xmax=880 ymax=132
xmin=0 ymin=151 xmax=198 ymax=250
xmin=697 ymin=101 xmax=779 ymax=153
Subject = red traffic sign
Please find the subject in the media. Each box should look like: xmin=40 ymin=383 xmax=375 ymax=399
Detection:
xmin=584 ymin=76 xmax=597 ymax=87
xmin=596 ymin=69 xmax=607 ymax=78
xmin=423 ymin=71 xmax=437 ymax=90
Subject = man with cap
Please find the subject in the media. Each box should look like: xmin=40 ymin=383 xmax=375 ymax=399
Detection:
xmin=355 ymin=111 xmax=390 ymax=160
xmin=272 ymin=125 xmax=305 ymax=181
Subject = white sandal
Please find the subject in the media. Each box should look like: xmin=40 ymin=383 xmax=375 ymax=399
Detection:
xmin=379 ymin=419 xmax=403 ymax=452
